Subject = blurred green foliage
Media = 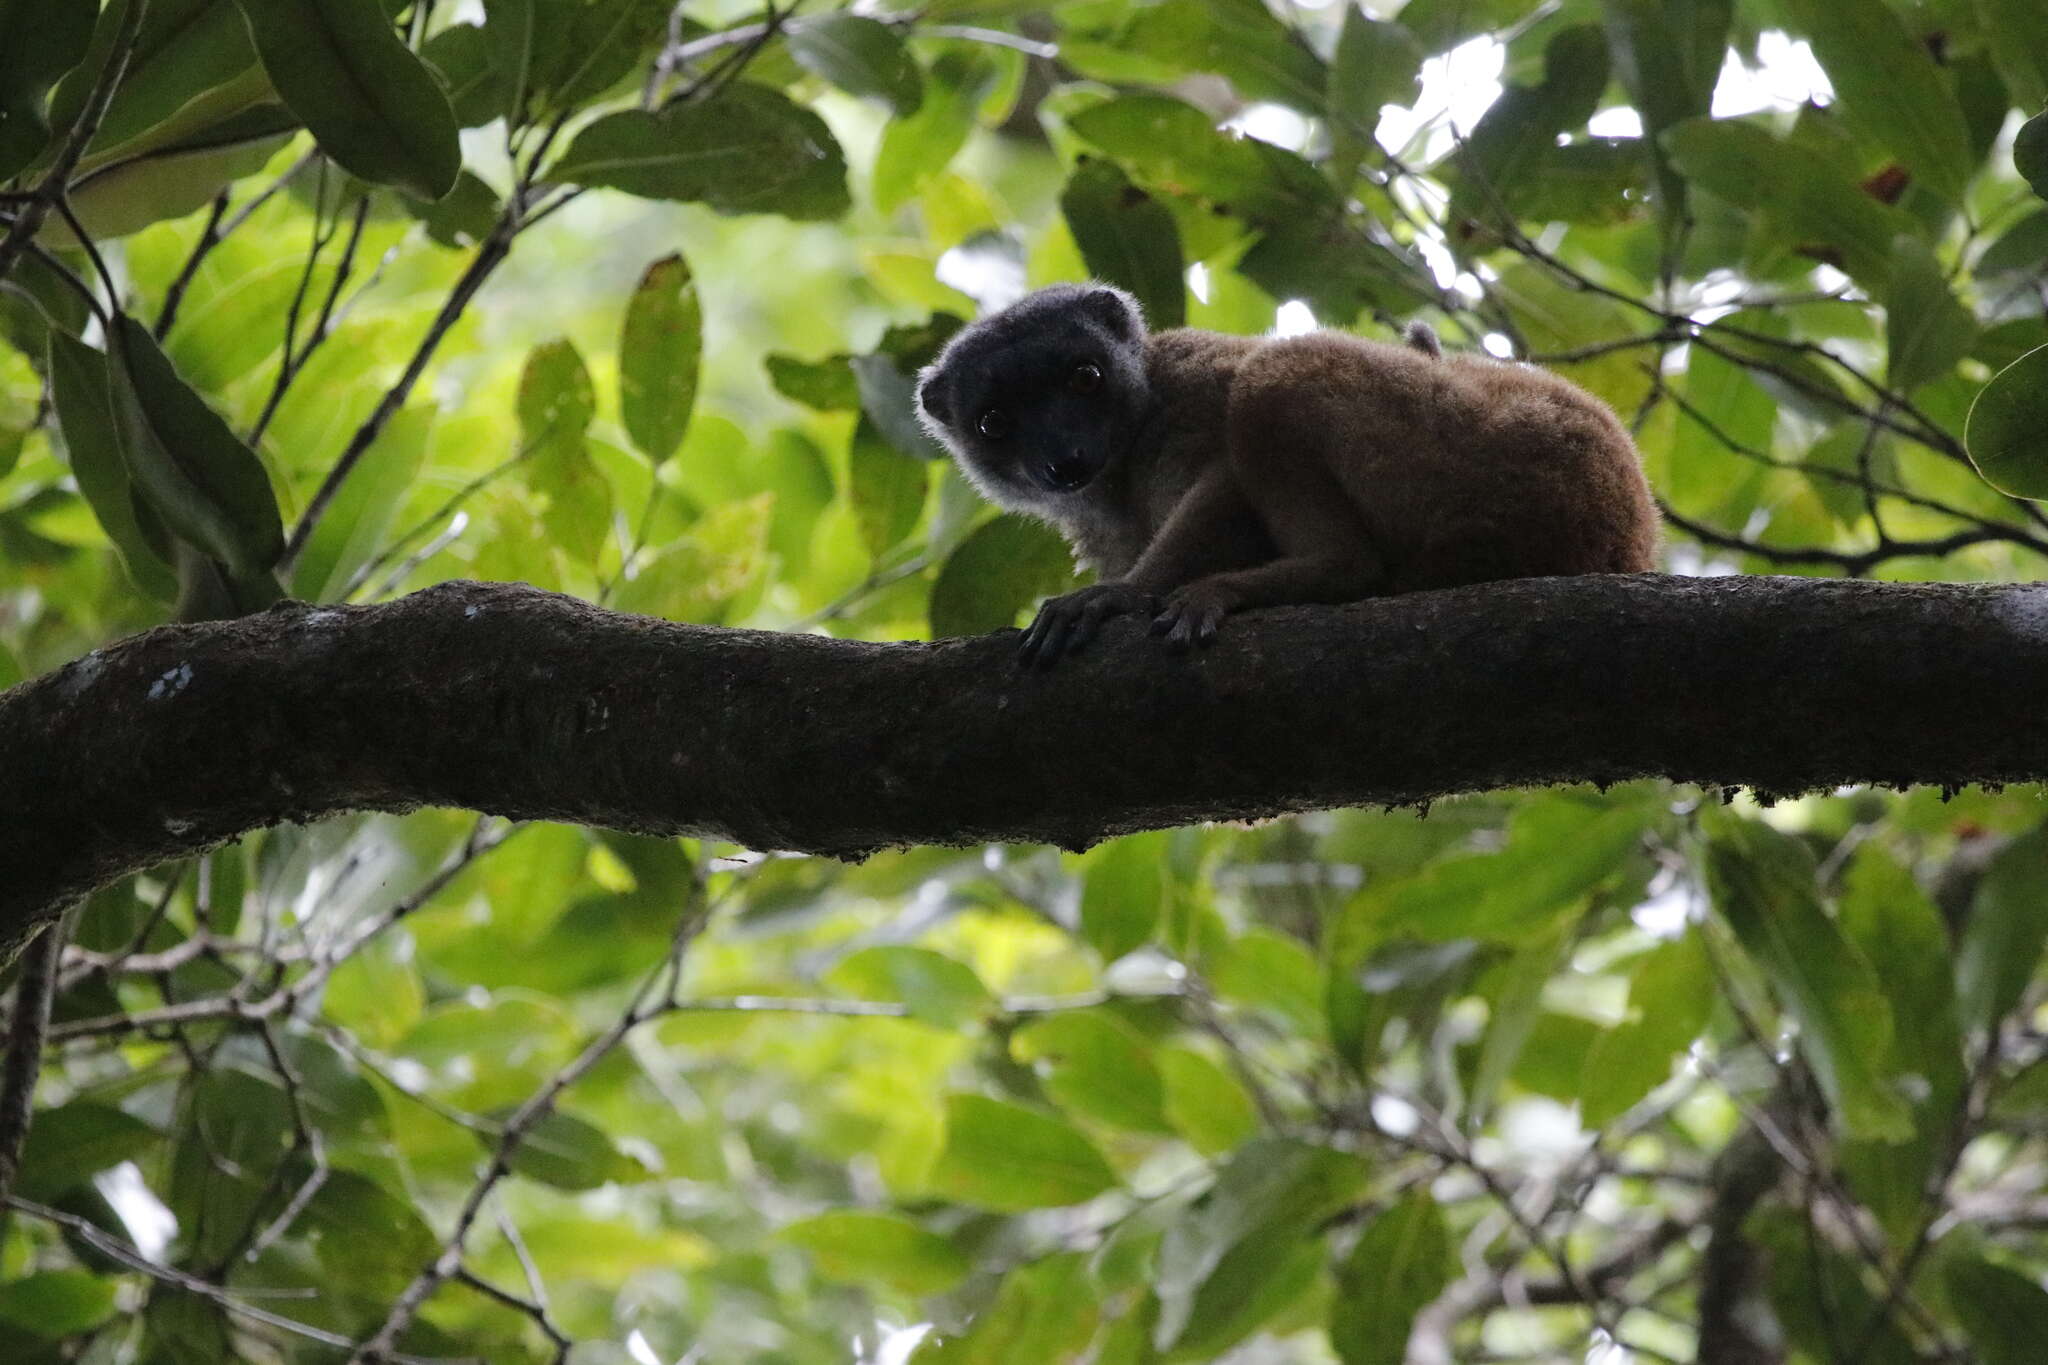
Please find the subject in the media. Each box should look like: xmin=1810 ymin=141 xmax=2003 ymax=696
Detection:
xmin=5 ymin=0 xmax=2048 ymax=1361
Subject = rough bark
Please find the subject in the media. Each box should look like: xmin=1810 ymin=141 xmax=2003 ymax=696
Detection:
xmin=4 ymin=573 xmax=2046 ymax=950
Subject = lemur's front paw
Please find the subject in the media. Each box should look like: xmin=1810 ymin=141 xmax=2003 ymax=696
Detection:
xmin=1150 ymin=582 xmax=1239 ymax=650
xmin=1018 ymin=582 xmax=1158 ymax=667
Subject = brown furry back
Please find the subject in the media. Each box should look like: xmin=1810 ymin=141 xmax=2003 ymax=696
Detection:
xmin=1222 ymin=331 xmax=1659 ymax=591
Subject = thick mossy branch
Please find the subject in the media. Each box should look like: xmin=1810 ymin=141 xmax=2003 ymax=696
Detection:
xmin=5 ymin=575 xmax=2046 ymax=946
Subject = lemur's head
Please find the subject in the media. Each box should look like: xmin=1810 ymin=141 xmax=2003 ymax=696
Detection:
xmin=915 ymin=284 xmax=1151 ymax=509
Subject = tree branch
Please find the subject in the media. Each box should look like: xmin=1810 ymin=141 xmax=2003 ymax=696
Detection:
xmin=6 ymin=574 xmax=2048 ymax=949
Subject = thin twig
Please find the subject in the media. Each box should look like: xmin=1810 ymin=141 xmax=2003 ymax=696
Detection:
xmin=4 ymin=1195 xmax=440 ymax=1360
xmin=0 ymin=0 xmax=148 ymax=284
xmin=348 ymin=894 xmax=715 ymax=1362
xmin=0 ymin=920 xmax=64 ymax=1208
xmin=154 ymin=190 xmax=230 ymax=337
xmin=280 ymin=222 xmax=517 ymax=577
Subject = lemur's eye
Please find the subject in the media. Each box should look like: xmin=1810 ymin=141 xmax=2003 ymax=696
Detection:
xmin=976 ymin=409 xmax=1011 ymax=440
xmin=1069 ymin=362 xmax=1103 ymax=395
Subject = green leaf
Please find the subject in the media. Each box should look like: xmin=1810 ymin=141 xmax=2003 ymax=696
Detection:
xmin=1398 ymin=0 xmax=1529 ymax=54
xmin=1976 ymin=0 xmax=2048 ymax=111
xmin=530 ymin=0 xmax=671 ymax=111
xmin=1155 ymin=1138 xmax=1367 ymax=1352
xmin=755 ymin=428 xmax=835 ymax=575
xmin=849 ymin=415 xmax=927 ymax=559
xmin=1468 ymin=922 xmax=1570 ymax=1124
xmin=618 ymin=254 xmax=701 ymax=466
xmin=1328 ymin=12 xmax=1422 ymax=134
xmin=929 ymin=1095 xmax=1117 ymax=1211
xmin=2018 ymin=112 xmax=2048 ymax=205
xmin=14 ymin=1101 xmax=161 ymax=1201
xmin=611 ymin=491 xmax=770 ymax=623
xmin=532 ymin=436 xmax=611 ymax=567
xmin=518 ymin=337 xmax=595 ymax=445
xmin=1838 ymin=844 xmax=1965 ymax=1241
xmin=873 ymin=51 xmax=996 ymax=215
xmin=406 ymin=168 xmax=500 ymax=249
xmin=1445 ymin=25 xmax=1609 ymax=238
xmin=291 ymin=404 xmax=432 ymax=602
xmin=1839 ymin=846 xmax=1962 ymax=1103
xmin=943 ymin=1253 xmax=1101 ymax=1364
xmin=781 ymin=1211 xmax=969 ymax=1296
xmin=1158 ymin=1045 xmax=1258 ymax=1155
xmin=1599 ymin=0 xmax=1731 ymax=246
xmin=1946 ymin=1255 xmax=2048 ymax=1365
xmin=1506 ymin=136 xmax=1652 ymax=227
xmin=1978 ymin=209 xmax=2048 ymax=283
xmin=1886 ymin=235 xmax=1976 ymax=390
xmin=162 ymin=240 xmax=317 ymax=392
xmin=929 ymin=515 xmax=1076 ymax=638
xmin=421 ymin=22 xmax=503 ymax=128
xmin=516 ymin=341 xmax=602 ymax=564
xmin=0 ymin=250 xmax=91 ymax=364
xmin=61 ymin=107 xmax=296 ymax=243
xmin=1663 ymin=116 xmax=1919 ymax=290
xmin=1068 ymin=94 xmax=1342 ymax=225
xmin=1209 ymin=927 xmax=1322 ymax=1038
xmin=52 ymin=0 xmax=267 ymax=170
xmin=496 ymin=1109 xmax=653 ymax=1190
xmin=401 ymin=994 xmax=578 ymax=1112
xmin=1956 ymin=826 xmax=2048 ymax=1037
xmin=851 ymin=352 xmax=941 ymax=459
xmin=1965 ymin=343 xmax=2048 ymax=498
xmin=1974 ymin=319 xmax=2048 ymax=374
xmin=0 ymin=0 xmax=99 ymax=178
xmin=108 ymin=313 xmax=283 ymax=579
xmin=47 ymin=331 xmax=177 ymax=600
xmin=1580 ymin=932 xmax=1714 ymax=1124
xmin=166 ymin=1068 xmax=294 ymax=1265
xmin=548 ymin=84 xmax=850 ymax=221
xmin=480 ymin=0 xmax=535 ymax=119
xmin=1706 ymin=817 xmax=1914 ymax=1142
xmin=1331 ymin=1190 xmax=1454 ymax=1365
xmin=1512 ymin=1011 xmax=1604 ymax=1102
xmin=1661 ymin=307 xmax=1779 ymax=519
xmin=1122 ymin=0 xmax=1327 ymax=114
xmin=766 ymin=353 xmax=860 ymax=410
xmin=1361 ymin=793 xmax=1651 ymax=941
xmin=596 ymin=830 xmax=696 ymax=915
xmin=1075 ymin=830 xmax=1170 ymax=961
xmin=302 ymin=1169 xmax=439 ymax=1301
xmin=320 ymin=935 xmax=424 ymax=1049
xmin=1491 ymin=261 xmax=1653 ymax=417
xmin=0 ymin=1272 xmax=118 ymax=1338
xmin=1060 ymin=158 xmax=1186 ymax=329
xmin=1779 ymin=0 xmax=1976 ymax=206
xmin=826 ymin=945 xmax=992 ymax=1028
xmin=1753 ymin=1210 xmax=1917 ymax=1365
xmin=230 ymin=0 xmax=460 ymax=200
xmin=1011 ymin=1009 xmax=1172 ymax=1133
xmin=788 ymin=15 xmax=922 ymax=115
xmin=141 ymin=1288 xmax=232 ymax=1363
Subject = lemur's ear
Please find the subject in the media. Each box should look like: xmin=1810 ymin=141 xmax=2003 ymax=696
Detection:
xmin=915 ymin=366 xmax=950 ymax=429
xmin=1081 ymin=285 xmax=1144 ymax=340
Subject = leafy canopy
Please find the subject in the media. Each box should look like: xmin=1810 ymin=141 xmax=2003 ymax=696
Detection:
xmin=3 ymin=0 xmax=2048 ymax=1362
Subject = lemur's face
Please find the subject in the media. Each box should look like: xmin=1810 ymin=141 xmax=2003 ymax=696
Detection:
xmin=916 ymin=286 xmax=1150 ymax=505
